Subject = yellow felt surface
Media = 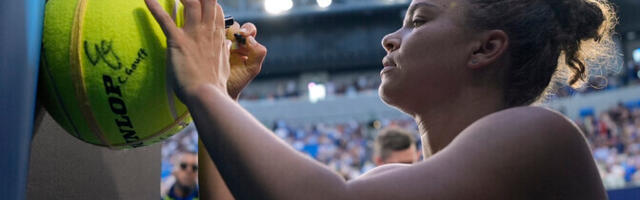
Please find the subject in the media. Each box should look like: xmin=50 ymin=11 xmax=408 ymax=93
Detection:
xmin=41 ymin=0 xmax=190 ymax=149
xmin=42 ymin=0 xmax=100 ymax=145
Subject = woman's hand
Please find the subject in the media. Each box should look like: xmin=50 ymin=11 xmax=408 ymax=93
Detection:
xmin=225 ymin=23 xmax=267 ymax=100
xmin=145 ymin=0 xmax=231 ymax=100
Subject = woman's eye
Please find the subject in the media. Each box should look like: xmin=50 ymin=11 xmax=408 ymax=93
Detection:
xmin=412 ymin=19 xmax=426 ymax=27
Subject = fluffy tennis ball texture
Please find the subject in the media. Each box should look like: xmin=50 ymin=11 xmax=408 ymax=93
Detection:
xmin=40 ymin=0 xmax=190 ymax=149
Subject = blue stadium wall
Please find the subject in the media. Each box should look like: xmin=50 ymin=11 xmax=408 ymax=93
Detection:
xmin=0 ymin=0 xmax=44 ymax=199
xmin=609 ymin=186 xmax=640 ymax=200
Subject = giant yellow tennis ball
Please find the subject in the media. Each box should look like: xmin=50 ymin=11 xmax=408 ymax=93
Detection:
xmin=40 ymin=0 xmax=189 ymax=149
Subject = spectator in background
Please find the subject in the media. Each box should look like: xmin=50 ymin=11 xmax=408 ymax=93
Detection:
xmin=373 ymin=128 xmax=419 ymax=166
xmin=163 ymin=151 xmax=199 ymax=200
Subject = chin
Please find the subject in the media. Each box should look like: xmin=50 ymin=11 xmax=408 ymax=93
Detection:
xmin=378 ymin=82 xmax=419 ymax=115
xmin=379 ymin=83 xmax=401 ymax=107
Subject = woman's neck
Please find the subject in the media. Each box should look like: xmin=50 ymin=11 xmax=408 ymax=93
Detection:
xmin=415 ymin=88 xmax=505 ymax=156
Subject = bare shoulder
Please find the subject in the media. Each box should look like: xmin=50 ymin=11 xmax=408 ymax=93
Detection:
xmin=462 ymin=106 xmax=583 ymax=142
xmin=447 ymin=106 xmax=606 ymax=198
xmin=452 ymin=106 xmax=590 ymax=164
xmin=345 ymin=107 xmax=605 ymax=199
xmin=454 ymin=106 xmax=590 ymax=169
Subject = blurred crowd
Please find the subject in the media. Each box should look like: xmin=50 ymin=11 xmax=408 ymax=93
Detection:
xmin=271 ymin=117 xmax=420 ymax=180
xmin=578 ymin=102 xmax=640 ymax=189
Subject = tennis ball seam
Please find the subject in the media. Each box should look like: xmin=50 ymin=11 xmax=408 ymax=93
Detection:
xmin=109 ymin=111 xmax=190 ymax=148
xmin=70 ymin=0 xmax=113 ymax=148
xmin=41 ymin=50 xmax=84 ymax=141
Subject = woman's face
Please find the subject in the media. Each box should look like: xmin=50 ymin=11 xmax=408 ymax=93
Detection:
xmin=379 ymin=0 xmax=476 ymax=113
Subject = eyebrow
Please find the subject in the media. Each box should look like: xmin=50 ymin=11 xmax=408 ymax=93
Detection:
xmin=407 ymin=2 xmax=441 ymax=18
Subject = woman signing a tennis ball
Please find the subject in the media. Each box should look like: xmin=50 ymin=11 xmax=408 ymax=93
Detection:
xmin=146 ymin=0 xmax=616 ymax=199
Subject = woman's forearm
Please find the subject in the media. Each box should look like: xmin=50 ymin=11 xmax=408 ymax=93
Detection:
xmin=197 ymin=92 xmax=244 ymax=200
xmin=198 ymin=140 xmax=234 ymax=200
xmin=186 ymin=84 xmax=349 ymax=200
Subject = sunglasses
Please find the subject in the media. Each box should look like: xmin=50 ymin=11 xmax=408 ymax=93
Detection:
xmin=179 ymin=162 xmax=198 ymax=172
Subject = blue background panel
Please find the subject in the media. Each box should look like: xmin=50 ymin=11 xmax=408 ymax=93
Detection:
xmin=0 ymin=0 xmax=45 ymax=199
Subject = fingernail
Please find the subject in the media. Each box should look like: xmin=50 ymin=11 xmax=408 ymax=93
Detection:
xmin=240 ymin=28 xmax=248 ymax=34
xmin=248 ymin=37 xmax=256 ymax=45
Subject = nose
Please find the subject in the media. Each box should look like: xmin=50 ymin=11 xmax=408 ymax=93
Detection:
xmin=382 ymin=31 xmax=401 ymax=53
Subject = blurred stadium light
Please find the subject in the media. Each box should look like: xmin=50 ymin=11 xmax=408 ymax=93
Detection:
xmin=317 ymin=0 xmax=332 ymax=8
xmin=264 ymin=0 xmax=294 ymax=14
xmin=308 ymin=82 xmax=327 ymax=103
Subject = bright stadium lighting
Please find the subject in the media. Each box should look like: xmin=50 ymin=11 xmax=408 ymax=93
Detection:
xmin=265 ymin=0 xmax=293 ymax=15
xmin=308 ymin=82 xmax=326 ymax=103
xmin=633 ymin=48 xmax=640 ymax=63
xmin=317 ymin=0 xmax=332 ymax=8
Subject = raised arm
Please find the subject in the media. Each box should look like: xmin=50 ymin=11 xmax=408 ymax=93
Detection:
xmin=197 ymin=10 xmax=266 ymax=200
xmin=198 ymin=23 xmax=266 ymax=196
xmin=198 ymin=140 xmax=234 ymax=200
xmin=184 ymin=84 xmax=350 ymax=199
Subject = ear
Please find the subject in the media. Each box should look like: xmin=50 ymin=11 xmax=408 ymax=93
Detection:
xmin=468 ymin=30 xmax=509 ymax=69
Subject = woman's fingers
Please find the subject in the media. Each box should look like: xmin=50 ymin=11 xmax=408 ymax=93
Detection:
xmin=182 ymin=0 xmax=202 ymax=33
xmin=223 ymin=39 xmax=233 ymax=63
xmin=207 ymin=4 xmax=226 ymax=49
xmin=144 ymin=0 xmax=180 ymax=39
xmin=222 ymin=39 xmax=233 ymax=73
xmin=214 ymin=4 xmax=226 ymax=32
xmin=202 ymin=0 xmax=217 ymax=26
xmin=245 ymin=36 xmax=267 ymax=66
xmin=145 ymin=0 xmax=233 ymax=100
xmin=240 ymin=23 xmax=258 ymax=37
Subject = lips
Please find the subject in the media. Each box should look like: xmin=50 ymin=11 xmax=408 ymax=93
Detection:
xmin=381 ymin=56 xmax=397 ymax=76
xmin=382 ymin=56 xmax=397 ymax=68
xmin=381 ymin=66 xmax=395 ymax=75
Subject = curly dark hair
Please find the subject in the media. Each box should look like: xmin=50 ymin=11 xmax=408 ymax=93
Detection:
xmin=466 ymin=0 xmax=619 ymax=107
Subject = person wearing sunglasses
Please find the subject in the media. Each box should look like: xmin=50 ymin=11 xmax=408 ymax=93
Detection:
xmin=164 ymin=151 xmax=199 ymax=200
